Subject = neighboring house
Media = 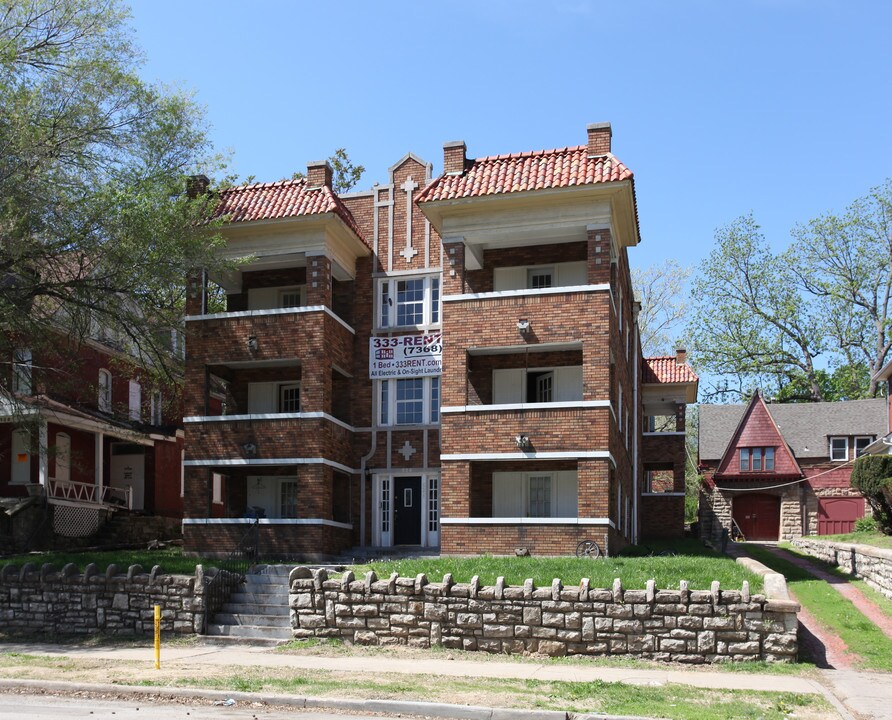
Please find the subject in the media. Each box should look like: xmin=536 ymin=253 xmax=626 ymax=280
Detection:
xmin=1 ymin=329 xmax=185 ymax=544
xmin=181 ymin=123 xmax=697 ymax=558
xmin=698 ymin=391 xmax=885 ymax=542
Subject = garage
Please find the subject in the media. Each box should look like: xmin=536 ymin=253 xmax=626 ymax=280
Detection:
xmin=733 ymin=493 xmax=780 ymax=541
xmin=818 ymin=497 xmax=865 ymax=535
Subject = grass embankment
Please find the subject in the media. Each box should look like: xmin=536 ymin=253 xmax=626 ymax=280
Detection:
xmin=351 ymin=540 xmax=764 ymax=592
xmin=745 ymin=545 xmax=892 ymax=672
xmin=817 ymin=530 xmax=892 ymax=549
xmin=0 ymin=652 xmax=831 ymax=720
xmin=0 ymin=548 xmax=211 ymax=575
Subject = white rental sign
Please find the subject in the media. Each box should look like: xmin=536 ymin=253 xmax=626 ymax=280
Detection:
xmin=370 ymin=334 xmax=442 ymax=378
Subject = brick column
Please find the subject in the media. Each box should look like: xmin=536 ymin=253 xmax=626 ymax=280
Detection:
xmin=306 ymin=254 xmax=332 ymax=308
xmin=441 ymin=461 xmax=471 ymax=517
xmin=183 ymin=467 xmax=210 ymax=518
xmin=586 ymin=228 xmax=612 ymax=284
xmin=186 ymin=271 xmax=207 ymax=316
xmin=442 ymin=240 xmax=465 ymax=295
xmin=298 ymin=464 xmax=331 ymax=518
xmin=577 ymin=459 xmax=610 ymax=518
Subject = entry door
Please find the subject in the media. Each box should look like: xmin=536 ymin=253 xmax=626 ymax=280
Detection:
xmin=733 ymin=493 xmax=780 ymax=541
xmin=393 ymin=476 xmax=422 ymax=545
xmin=110 ymin=443 xmax=145 ymax=510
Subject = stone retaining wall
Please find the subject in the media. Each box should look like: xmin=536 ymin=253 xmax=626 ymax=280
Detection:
xmin=792 ymin=537 xmax=892 ymax=599
xmin=289 ymin=567 xmax=799 ymax=663
xmin=0 ymin=562 xmax=208 ymax=635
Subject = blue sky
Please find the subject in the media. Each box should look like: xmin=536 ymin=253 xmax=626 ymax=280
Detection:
xmin=130 ymin=0 xmax=891 ymax=272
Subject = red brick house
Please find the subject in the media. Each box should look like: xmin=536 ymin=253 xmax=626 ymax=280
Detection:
xmin=1 ymin=332 xmax=185 ymax=547
xmin=698 ymin=391 xmax=884 ymax=541
xmin=181 ymin=123 xmax=697 ymax=558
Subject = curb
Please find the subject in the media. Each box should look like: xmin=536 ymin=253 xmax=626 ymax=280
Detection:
xmin=0 ymin=678 xmax=661 ymax=720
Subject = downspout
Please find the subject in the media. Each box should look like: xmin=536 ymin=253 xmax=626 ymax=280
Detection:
xmin=632 ymin=325 xmax=640 ymax=544
xmin=359 ymin=383 xmax=378 ymax=547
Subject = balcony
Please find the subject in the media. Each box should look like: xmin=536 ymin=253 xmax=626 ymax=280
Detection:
xmin=183 ymin=414 xmax=356 ymax=470
xmin=185 ymin=305 xmax=354 ymax=369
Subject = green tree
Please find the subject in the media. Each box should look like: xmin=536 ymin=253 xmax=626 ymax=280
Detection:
xmin=688 ymin=214 xmax=827 ymax=401
xmin=0 ymin=0 xmax=225 ymax=401
xmin=290 ymin=148 xmax=365 ymax=193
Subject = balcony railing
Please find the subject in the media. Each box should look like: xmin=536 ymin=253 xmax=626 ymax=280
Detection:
xmin=47 ymin=478 xmax=132 ymax=510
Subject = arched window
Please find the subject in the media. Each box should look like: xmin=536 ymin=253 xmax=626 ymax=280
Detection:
xmin=98 ymin=369 xmax=112 ymax=412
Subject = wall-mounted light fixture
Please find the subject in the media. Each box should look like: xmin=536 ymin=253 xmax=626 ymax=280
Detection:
xmin=515 ymin=434 xmax=531 ymax=449
xmin=516 ymin=319 xmax=531 ymax=335
xmin=246 ymin=335 xmax=258 ymax=352
xmin=242 ymin=441 xmax=257 ymax=458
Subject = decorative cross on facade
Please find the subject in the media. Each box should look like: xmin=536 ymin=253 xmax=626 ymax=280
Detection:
xmin=399 ymin=176 xmax=419 ymax=262
xmin=398 ymin=440 xmax=417 ymax=461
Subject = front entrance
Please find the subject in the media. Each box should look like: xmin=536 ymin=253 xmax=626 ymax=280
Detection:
xmin=393 ymin=476 xmax=421 ymax=545
xmin=733 ymin=493 xmax=780 ymax=541
xmin=110 ymin=442 xmax=145 ymax=510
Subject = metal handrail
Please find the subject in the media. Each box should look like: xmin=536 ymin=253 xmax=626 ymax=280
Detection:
xmin=203 ymin=518 xmax=260 ymax=633
xmin=46 ymin=478 xmax=132 ymax=510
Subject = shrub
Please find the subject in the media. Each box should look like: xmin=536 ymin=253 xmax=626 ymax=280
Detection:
xmin=851 ymin=455 xmax=892 ymax=533
xmin=855 ymin=516 xmax=879 ymax=533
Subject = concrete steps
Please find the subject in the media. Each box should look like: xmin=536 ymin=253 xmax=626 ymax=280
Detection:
xmin=205 ymin=564 xmax=295 ymax=643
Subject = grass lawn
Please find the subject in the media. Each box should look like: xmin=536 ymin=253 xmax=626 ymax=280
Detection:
xmin=745 ymin=545 xmax=892 ymax=672
xmin=816 ymin=530 xmax=892 ymax=549
xmin=351 ymin=540 xmax=764 ymax=592
xmin=0 ymin=547 xmax=211 ymax=575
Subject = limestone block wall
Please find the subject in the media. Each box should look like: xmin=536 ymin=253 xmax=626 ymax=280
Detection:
xmin=792 ymin=537 xmax=892 ymax=599
xmin=0 ymin=562 xmax=208 ymax=635
xmin=288 ymin=567 xmax=799 ymax=663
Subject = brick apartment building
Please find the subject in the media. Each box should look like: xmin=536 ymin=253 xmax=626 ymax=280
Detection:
xmin=698 ymin=391 xmax=884 ymax=542
xmin=181 ymin=123 xmax=698 ymax=558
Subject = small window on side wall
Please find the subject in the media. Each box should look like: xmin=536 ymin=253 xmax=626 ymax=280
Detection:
xmin=98 ymin=369 xmax=112 ymax=413
xmin=855 ymin=437 xmax=873 ymax=457
xmin=830 ymin=437 xmax=848 ymax=462
xmin=527 ymin=267 xmax=553 ymax=290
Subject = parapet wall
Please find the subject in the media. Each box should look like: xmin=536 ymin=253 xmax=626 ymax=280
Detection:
xmin=793 ymin=537 xmax=892 ymax=599
xmin=0 ymin=562 xmax=207 ymax=635
xmin=289 ymin=568 xmax=799 ymax=663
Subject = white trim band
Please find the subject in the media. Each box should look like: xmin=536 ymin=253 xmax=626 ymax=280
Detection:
xmin=441 ymin=517 xmax=616 ymax=528
xmin=184 ymin=305 xmax=355 ymax=335
xmin=641 ymin=492 xmax=687 ymax=497
xmin=183 ymin=518 xmax=352 ymax=529
xmin=441 ymin=400 xmax=610 ymax=414
xmin=443 ymin=283 xmax=611 ymax=303
xmin=184 ymin=457 xmax=359 ymax=474
xmin=440 ymin=451 xmax=615 ymax=466
xmin=642 ymin=431 xmax=686 ymax=437
xmin=183 ymin=411 xmax=355 ymax=432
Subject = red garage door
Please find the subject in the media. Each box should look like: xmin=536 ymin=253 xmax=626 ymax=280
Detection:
xmin=733 ymin=493 xmax=780 ymax=541
xmin=818 ymin=497 xmax=865 ymax=535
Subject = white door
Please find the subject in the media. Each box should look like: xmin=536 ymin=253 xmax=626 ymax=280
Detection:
xmin=110 ymin=443 xmax=145 ymax=509
xmin=246 ymin=476 xmax=278 ymax=518
xmin=11 ymin=429 xmax=30 ymax=485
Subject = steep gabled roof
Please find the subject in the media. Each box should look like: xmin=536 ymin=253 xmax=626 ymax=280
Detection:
xmin=210 ymin=178 xmax=363 ymax=239
xmin=712 ymin=391 xmax=802 ymax=478
xmin=416 ymin=145 xmax=633 ymax=203
xmin=700 ymin=396 xmax=887 ymax=461
xmin=643 ymin=356 xmax=698 ymax=384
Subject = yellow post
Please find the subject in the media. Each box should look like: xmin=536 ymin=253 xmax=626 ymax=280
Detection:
xmin=154 ymin=604 xmax=161 ymax=670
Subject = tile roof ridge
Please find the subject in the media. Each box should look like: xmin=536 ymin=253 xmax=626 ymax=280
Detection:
xmin=474 ymin=144 xmax=588 ymax=163
xmin=222 ymin=176 xmax=308 ymax=193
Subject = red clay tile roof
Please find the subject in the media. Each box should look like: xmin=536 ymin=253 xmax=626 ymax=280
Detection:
xmin=211 ymin=178 xmax=362 ymax=239
xmin=643 ymin=356 xmax=699 ymax=384
xmin=416 ymin=145 xmax=633 ymax=202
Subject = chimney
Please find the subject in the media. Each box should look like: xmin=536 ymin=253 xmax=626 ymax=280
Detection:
xmin=587 ymin=122 xmax=612 ymax=156
xmin=186 ymin=174 xmax=210 ymax=198
xmin=306 ymin=160 xmax=333 ymax=189
xmin=443 ymin=140 xmax=467 ymax=175
xmin=675 ymin=347 xmax=687 ymax=366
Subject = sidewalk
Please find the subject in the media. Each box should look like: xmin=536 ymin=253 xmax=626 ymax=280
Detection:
xmin=3 ymin=638 xmax=867 ymax=720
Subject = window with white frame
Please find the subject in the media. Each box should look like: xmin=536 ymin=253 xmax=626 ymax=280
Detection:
xmin=855 ymin=436 xmax=874 ymax=457
xmin=527 ymin=267 xmax=554 ymax=289
xmin=527 ymin=475 xmax=552 ymax=517
xmin=12 ymin=348 xmax=32 ymax=394
xmin=150 ymin=391 xmax=162 ymax=425
xmin=379 ymin=275 xmax=440 ymax=328
xmin=280 ymin=480 xmax=298 ymax=517
xmin=98 ymin=369 xmax=112 ymax=413
xmin=830 ymin=437 xmax=848 ymax=462
xmin=128 ymin=380 xmax=141 ymax=421
xmin=279 ymin=384 xmax=300 ymax=413
xmin=379 ymin=377 xmax=440 ymax=426
xmin=278 ymin=286 xmax=306 ymax=308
